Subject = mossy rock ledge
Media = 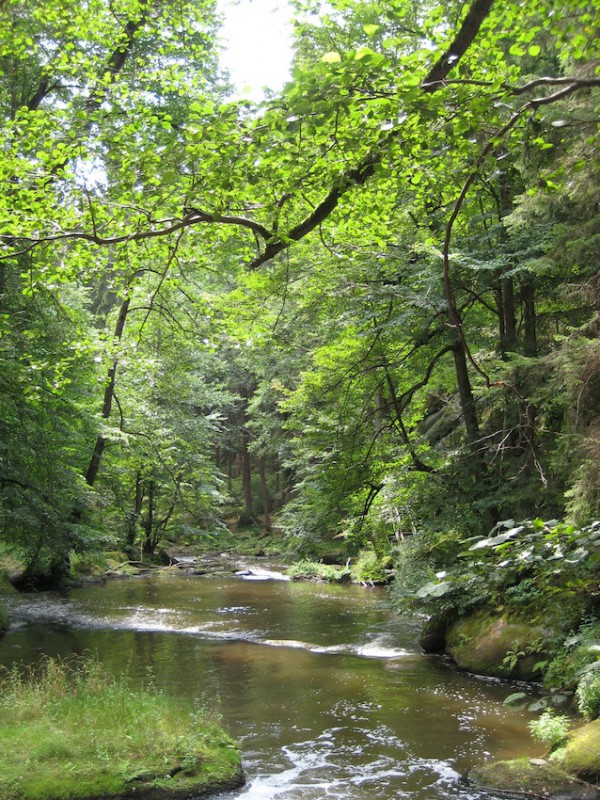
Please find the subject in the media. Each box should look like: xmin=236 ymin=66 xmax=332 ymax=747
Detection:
xmin=470 ymin=722 xmax=600 ymax=799
xmin=5 ymin=757 xmax=245 ymax=800
xmin=551 ymin=719 xmax=600 ymax=784
xmin=469 ymin=757 xmax=600 ymax=799
xmin=443 ymin=610 xmax=557 ymax=679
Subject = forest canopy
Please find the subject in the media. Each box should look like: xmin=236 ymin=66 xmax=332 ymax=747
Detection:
xmin=0 ymin=0 xmax=599 ymax=586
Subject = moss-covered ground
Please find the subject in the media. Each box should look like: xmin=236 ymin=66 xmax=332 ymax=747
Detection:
xmin=0 ymin=656 xmax=244 ymax=800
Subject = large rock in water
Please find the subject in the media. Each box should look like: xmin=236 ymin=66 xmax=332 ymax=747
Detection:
xmin=444 ymin=610 xmax=555 ymax=679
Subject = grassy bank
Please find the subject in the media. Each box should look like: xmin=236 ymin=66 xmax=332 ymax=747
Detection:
xmin=0 ymin=656 xmax=244 ymax=800
xmin=286 ymin=549 xmax=394 ymax=585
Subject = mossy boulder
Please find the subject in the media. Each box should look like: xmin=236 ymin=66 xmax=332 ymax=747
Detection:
xmin=0 ymin=573 xmax=16 ymax=593
xmin=445 ymin=610 xmax=555 ymax=679
xmin=419 ymin=614 xmax=449 ymax=654
xmin=0 ymin=603 xmax=8 ymax=635
xmin=552 ymin=719 xmax=600 ymax=783
xmin=0 ymin=573 xmax=16 ymax=634
xmin=469 ymin=757 xmax=600 ymax=799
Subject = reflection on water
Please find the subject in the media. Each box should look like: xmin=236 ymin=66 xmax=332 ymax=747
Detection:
xmin=0 ymin=573 xmax=540 ymax=799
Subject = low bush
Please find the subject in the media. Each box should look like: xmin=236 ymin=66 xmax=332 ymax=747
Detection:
xmin=349 ymin=548 xmax=392 ymax=584
xmin=577 ymin=664 xmax=600 ymax=720
xmin=529 ymin=710 xmax=571 ymax=751
xmin=287 ymin=559 xmax=350 ymax=582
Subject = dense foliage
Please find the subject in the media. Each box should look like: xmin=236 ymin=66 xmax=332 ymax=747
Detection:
xmin=396 ymin=519 xmax=600 ymax=621
xmin=0 ymin=0 xmax=598 ymax=635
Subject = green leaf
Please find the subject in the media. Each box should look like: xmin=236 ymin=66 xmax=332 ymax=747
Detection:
xmin=469 ymin=527 xmax=523 ymax=550
xmin=321 ymin=51 xmax=342 ymax=63
xmin=503 ymin=692 xmax=527 ymax=706
xmin=354 ymin=47 xmax=377 ymax=61
xmin=363 ymin=24 xmax=379 ymax=36
xmin=416 ymin=580 xmax=453 ymax=598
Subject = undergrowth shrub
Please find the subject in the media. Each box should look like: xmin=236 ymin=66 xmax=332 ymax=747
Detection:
xmin=350 ymin=548 xmax=391 ymax=584
xmin=529 ymin=710 xmax=571 ymax=751
xmin=577 ymin=664 xmax=600 ymax=719
xmin=393 ymin=518 xmax=600 ymax=622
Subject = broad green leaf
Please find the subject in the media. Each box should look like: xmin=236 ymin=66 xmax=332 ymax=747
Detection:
xmin=503 ymin=692 xmax=527 ymax=706
xmin=363 ymin=23 xmax=379 ymax=36
xmin=469 ymin=528 xmax=523 ymax=550
xmin=321 ymin=51 xmax=342 ymax=63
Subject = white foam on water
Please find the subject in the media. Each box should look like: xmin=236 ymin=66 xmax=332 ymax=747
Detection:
xmin=351 ymin=641 xmax=410 ymax=659
xmin=259 ymin=637 xmax=409 ymax=659
xmin=235 ymin=568 xmax=290 ymax=582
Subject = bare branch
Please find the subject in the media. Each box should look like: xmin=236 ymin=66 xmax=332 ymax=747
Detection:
xmin=421 ymin=0 xmax=495 ymax=90
xmin=183 ymin=207 xmax=273 ymax=241
xmin=509 ymin=76 xmax=600 ymax=96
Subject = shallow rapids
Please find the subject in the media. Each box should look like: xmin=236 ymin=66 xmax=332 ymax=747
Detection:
xmin=0 ymin=570 xmax=541 ymax=799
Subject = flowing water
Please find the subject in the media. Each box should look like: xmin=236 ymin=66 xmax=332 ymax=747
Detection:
xmin=0 ymin=567 xmax=542 ymax=799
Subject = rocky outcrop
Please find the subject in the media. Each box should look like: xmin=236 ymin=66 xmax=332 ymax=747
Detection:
xmin=425 ymin=609 xmax=557 ymax=680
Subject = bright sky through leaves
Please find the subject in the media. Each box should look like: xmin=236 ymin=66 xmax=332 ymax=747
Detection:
xmin=219 ymin=0 xmax=293 ymax=99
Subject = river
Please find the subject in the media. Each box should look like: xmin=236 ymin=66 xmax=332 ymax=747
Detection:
xmin=0 ymin=567 xmax=541 ymax=799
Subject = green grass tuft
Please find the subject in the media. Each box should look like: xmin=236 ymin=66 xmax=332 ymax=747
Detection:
xmin=0 ymin=655 xmax=243 ymax=800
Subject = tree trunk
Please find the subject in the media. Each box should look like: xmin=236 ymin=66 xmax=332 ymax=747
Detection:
xmin=381 ymin=358 xmax=433 ymax=472
xmin=126 ymin=470 xmax=144 ymax=551
xmin=452 ymin=341 xmax=480 ymax=444
xmin=521 ymin=274 xmax=537 ymax=357
xmin=0 ymin=262 xmax=5 ymax=310
xmin=258 ymin=457 xmax=272 ymax=532
xmin=241 ymin=427 xmax=253 ymax=520
xmin=502 ymin=277 xmax=517 ymax=355
xmin=374 ymin=389 xmax=386 ymax=437
xmin=143 ymin=480 xmax=155 ymax=554
xmin=84 ymin=295 xmax=130 ymax=487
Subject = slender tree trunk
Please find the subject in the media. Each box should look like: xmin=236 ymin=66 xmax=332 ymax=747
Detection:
xmin=84 ymin=295 xmax=130 ymax=487
xmin=143 ymin=480 xmax=155 ymax=554
xmin=502 ymin=277 xmax=517 ymax=355
xmin=521 ymin=274 xmax=537 ymax=357
xmin=0 ymin=263 xmax=5 ymax=310
xmin=452 ymin=341 xmax=480 ymax=444
xmin=241 ymin=427 xmax=253 ymax=519
xmin=496 ymin=283 xmax=506 ymax=358
xmin=382 ymin=364 xmax=433 ymax=472
xmin=126 ymin=470 xmax=144 ymax=550
xmin=258 ymin=457 xmax=272 ymax=532
xmin=374 ymin=389 xmax=386 ymax=437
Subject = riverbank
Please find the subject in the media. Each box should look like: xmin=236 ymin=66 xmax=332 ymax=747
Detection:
xmin=0 ymin=656 xmax=244 ymax=800
xmin=0 ymin=566 xmax=548 ymax=800
xmin=3 ymin=538 xmax=599 ymax=799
